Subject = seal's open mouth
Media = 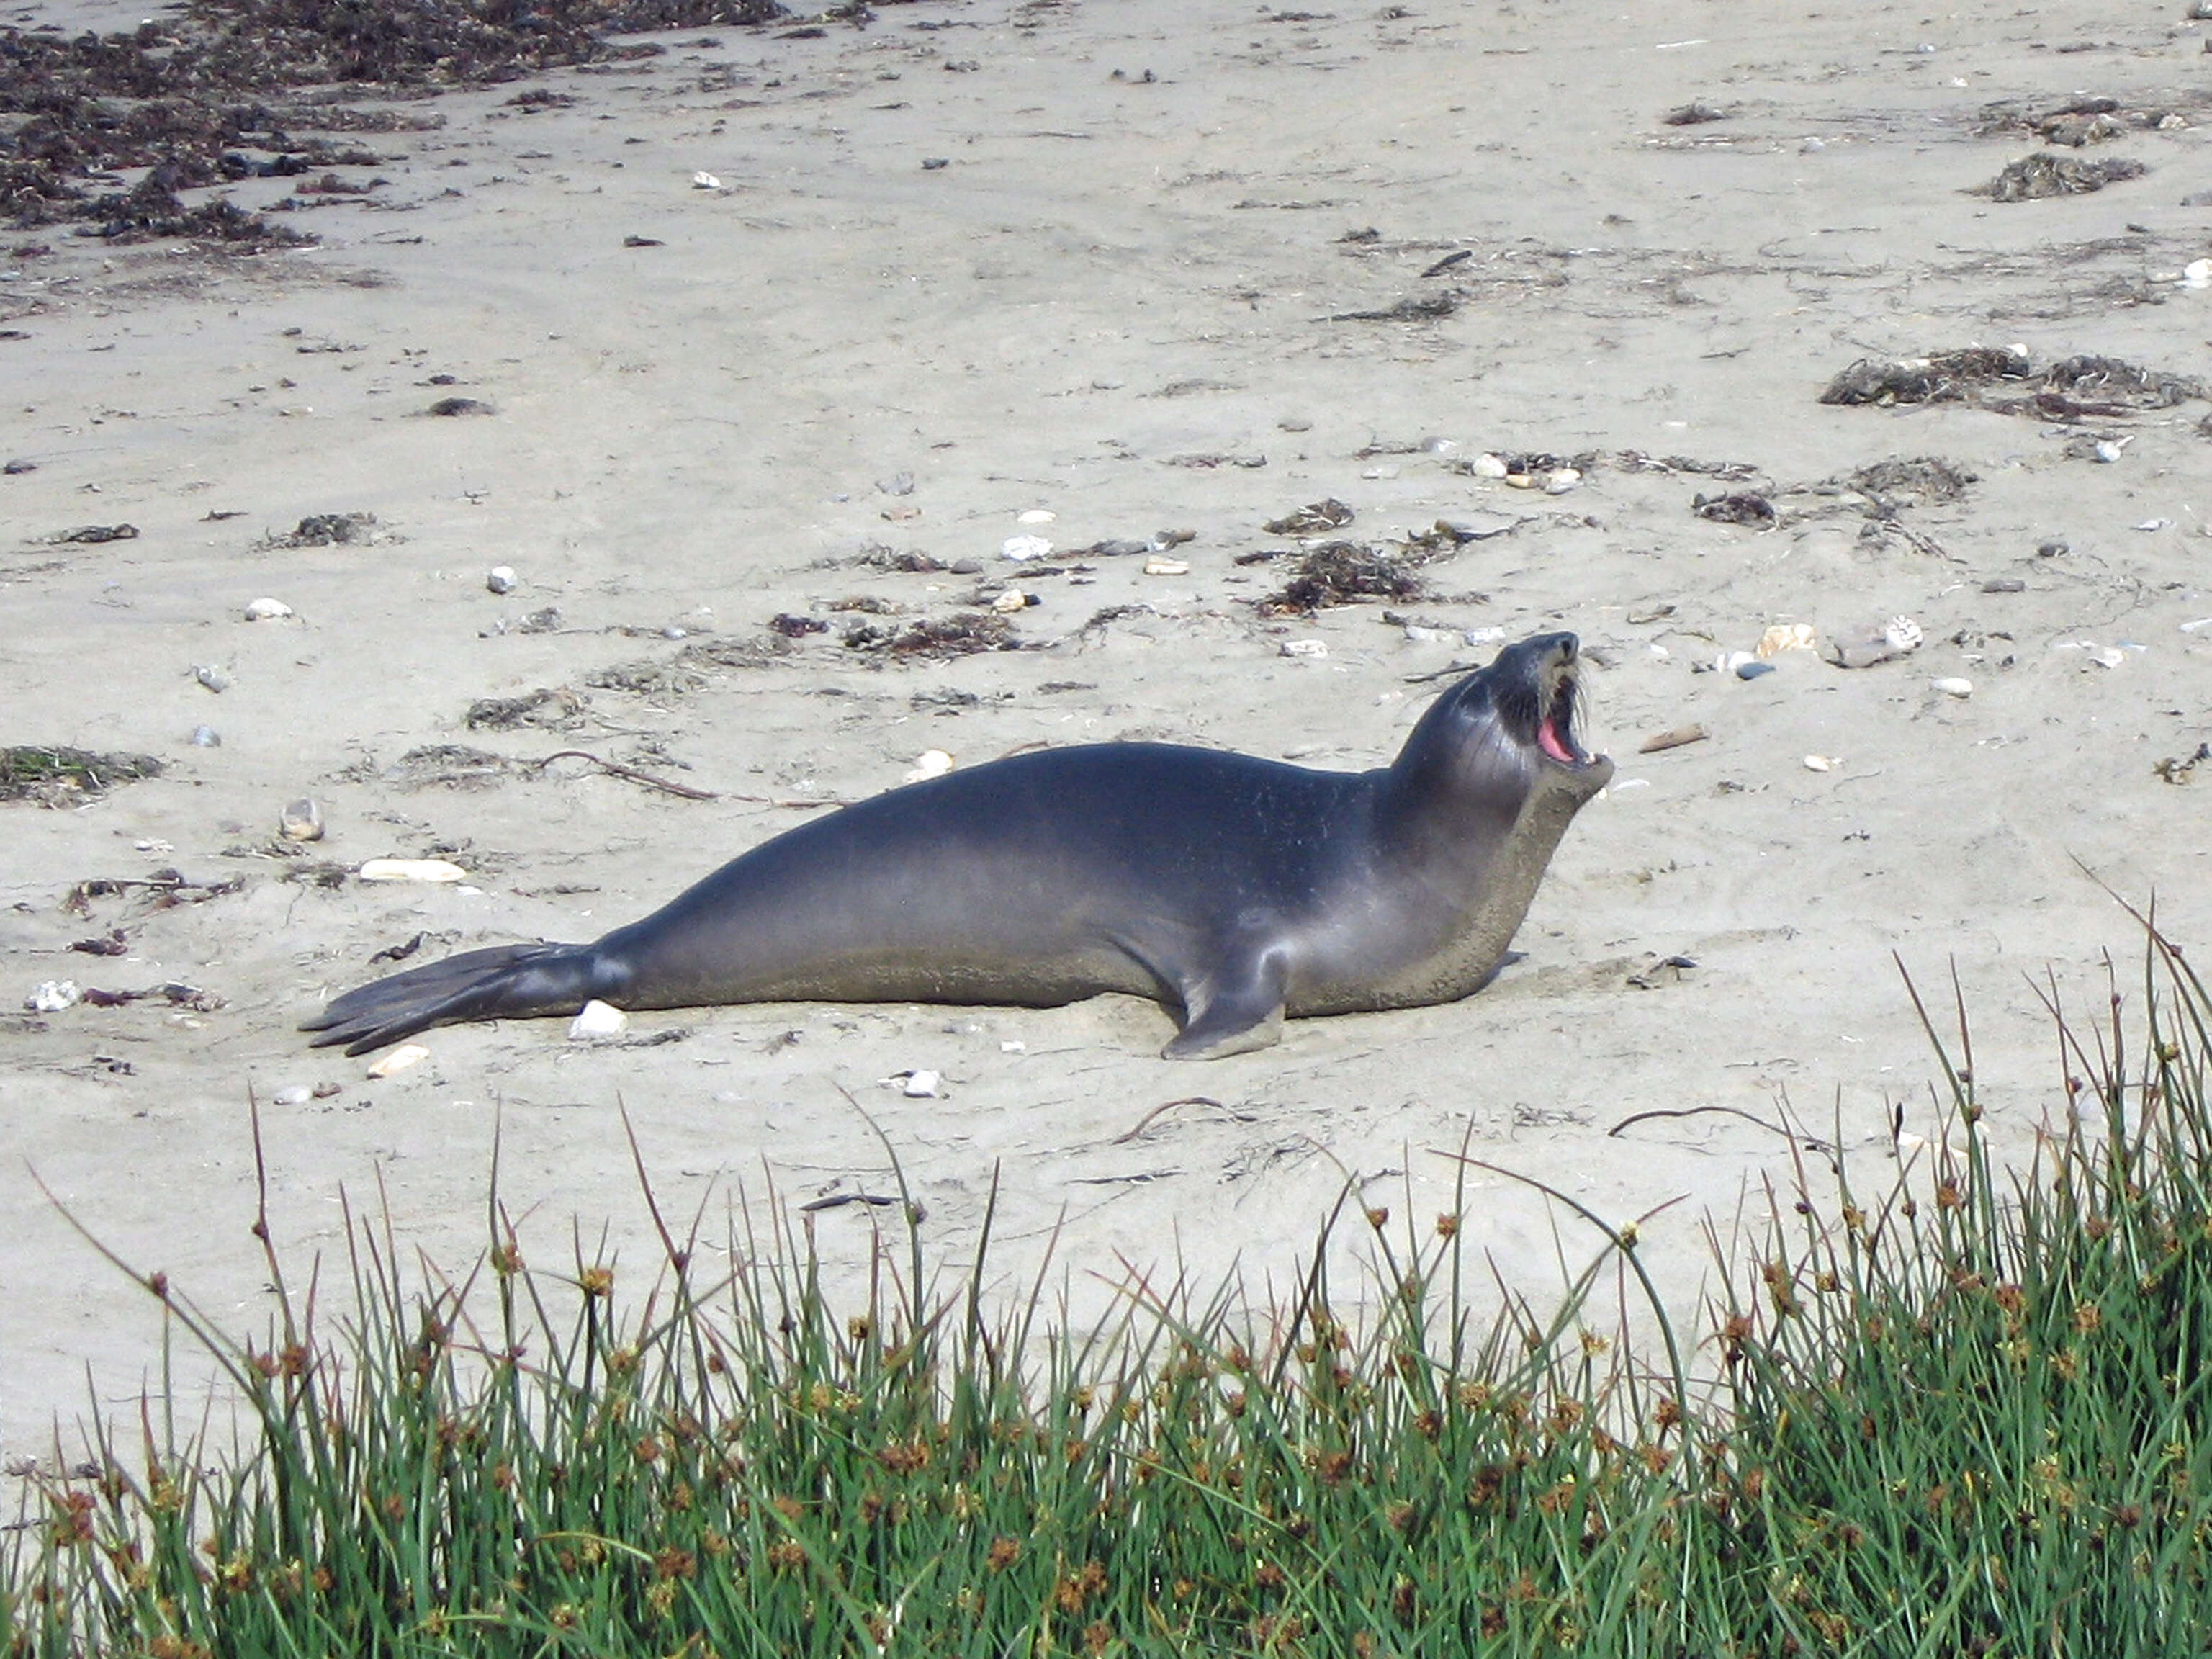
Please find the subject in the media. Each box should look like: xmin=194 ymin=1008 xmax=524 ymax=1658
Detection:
xmin=1536 ymin=665 xmax=1592 ymax=767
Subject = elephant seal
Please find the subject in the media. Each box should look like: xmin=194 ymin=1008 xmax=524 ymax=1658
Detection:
xmin=305 ymin=630 xmax=1613 ymax=1060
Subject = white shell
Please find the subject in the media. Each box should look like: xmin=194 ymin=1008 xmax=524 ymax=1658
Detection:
xmin=1280 ymin=639 xmax=1329 ymax=658
xmin=1803 ymin=754 xmax=1838 ymax=773
xmin=2181 ymin=258 xmax=2211 ymax=289
xmin=904 ymin=749 xmax=955 ymax=783
xmin=1017 ymin=509 xmax=1056 ymax=524
xmin=367 ymin=1043 xmax=430 ymax=1079
xmin=1881 ymin=616 xmax=1924 ymax=652
xmin=1545 ymin=468 xmax=1581 ymax=494
xmin=26 ymin=979 xmax=80 ymax=1013
xmin=902 ymin=1069 xmax=943 ymax=1098
xmin=991 ymin=588 xmax=1029 ymax=613
xmin=569 ymin=1000 xmax=629 ymax=1039
xmin=271 ymin=1085 xmax=313 ymax=1106
xmin=1756 ymin=623 xmax=1816 ymax=658
xmin=356 ymin=858 xmax=468 ymax=883
xmin=1931 ymin=677 xmax=1973 ymax=698
xmin=2088 ymin=647 xmax=2126 ymax=670
xmin=244 ymin=597 xmax=293 ymax=621
xmin=1471 ymin=452 xmax=1509 ymax=478
xmin=1001 ymin=534 xmax=1052 ymax=561
xmin=1142 ymin=557 xmax=1190 ymax=576
xmin=1462 ymin=626 xmax=1506 ymax=647
xmin=486 ymin=565 xmax=518 ymax=594
xmin=691 ymin=171 xmax=723 ymax=191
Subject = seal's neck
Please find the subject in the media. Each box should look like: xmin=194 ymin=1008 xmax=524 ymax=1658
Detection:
xmin=1365 ymin=747 xmax=1611 ymax=1008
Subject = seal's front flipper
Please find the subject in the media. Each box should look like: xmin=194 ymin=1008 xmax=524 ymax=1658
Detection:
xmin=1161 ymin=950 xmax=1289 ymax=1061
xmin=301 ymin=942 xmax=603 ymax=1056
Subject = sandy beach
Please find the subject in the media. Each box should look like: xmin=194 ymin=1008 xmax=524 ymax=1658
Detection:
xmin=4 ymin=0 xmax=2209 ymax=1463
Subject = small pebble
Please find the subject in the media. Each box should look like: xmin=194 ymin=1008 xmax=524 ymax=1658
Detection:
xmin=1717 ymin=649 xmax=1757 ymax=675
xmin=1545 ymin=468 xmax=1581 ymax=494
xmin=1001 ymin=534 xmax=1052 ymax=561
xmin=1470 ymin=453 xmax=1509 ymax=479
xmin=26 ymin=980 xmax=80 ymax=1013
xmin=1462 ymin=626 xmax=1506 ymax=647
xmin=271 ymin=1085 xmax=313 ymax=1107
xmin=357 ymin=858 xmax=468 ymax=883
xmin=569 ymin=1000 xmax=629 ymax=1039
xmin=1982 ymin=577 xmax=2026 ymax=594
xmin=902 ymin=1069 xmax=943 ymax=1098
xmin=2181 ymin=257 xmax=2211 ymax=288
xmin=1142 ymin=556 xmax=1190 ymax=576
xmin=1735 ymin=659 xmax=1776 ymax=680
xmin=1931 ymin=677 xmax=1973 ymax=698
xmin=1803 ymin=754 xmax=1838 ymax=773
xmin=1279 ymin=417 xmax=1314 ymax=433
xmin=189 ymin=725 xmax=221 ymax=747
xmin=2092 ymin=439 xmax=2127 ymax=464
xmin=366 ymin=1043 xmax=429 ymax=1079
xmin=279 ymin=798 xmax=325 ymax=842
xmin=486 ymin=565 xmax=518 ymax=594
xmin=1280 ymin=639 xmax=1328 ymax=658
xmin=243 ymin=597 xmax=293 ymax=621
xmin=991 ymin=588 xmax=1029 ymax=613
xmin=193 ymin=665 xmax=230 ymax=693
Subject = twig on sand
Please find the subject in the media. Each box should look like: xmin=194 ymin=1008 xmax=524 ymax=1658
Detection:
xmin=1115 ymin=1095 xmax=1238 ymax=1143
xmin=531 ymin=750 xmax=717 ymax=800
xmin=1608 ymin=1102 xmax=1834 ymax=1154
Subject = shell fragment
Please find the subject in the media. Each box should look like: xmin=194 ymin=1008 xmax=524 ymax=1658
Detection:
xmin=357 ymin=858 xmax=469 ymax=883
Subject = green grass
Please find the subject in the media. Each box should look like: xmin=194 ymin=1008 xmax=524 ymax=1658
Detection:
xmin=7 ymin=906 xmax=2212 ymax=1657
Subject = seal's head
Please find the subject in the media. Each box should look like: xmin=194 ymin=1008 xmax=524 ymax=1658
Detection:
xmin=1400 ymin=631 xmax=1616 ymax=811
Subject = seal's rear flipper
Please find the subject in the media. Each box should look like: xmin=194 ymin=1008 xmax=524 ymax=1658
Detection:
xmin=301 ymin=942 xmax=599 ymax=1057
xmin=1161 ymin=950 xmax=1289 ymax=1061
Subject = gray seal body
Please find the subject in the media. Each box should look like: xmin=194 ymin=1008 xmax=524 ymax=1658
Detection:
xmin=304 ymin=631 xmax=1614 ymax=1060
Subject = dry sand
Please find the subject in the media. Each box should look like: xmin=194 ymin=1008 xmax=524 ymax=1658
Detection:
xmin=4 ymin=0 xmax=2210 ymax=1463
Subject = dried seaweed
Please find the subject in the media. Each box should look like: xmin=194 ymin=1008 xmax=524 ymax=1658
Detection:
xmin=0 ymin=745 xmax=163 ymax=803
xmin=1 ymin=0 xmax=806 ymax=238
xmin=464 ymin=688 xmax=587 ymax=732
xmin=1977 ymin=152 xmax=2146 ymax=202
xmin=1691 ymin=492 xmax=1776 ymax=527
xmin=837 ymin=611 xmax=1015 ymax=657
xmin=1258 ymin=541 xmax=1423 ymax=616
xmin=1848 ymin=457 xmax=1977 ymax=508
xmin=1819 ymin=346 xmax=2031 ymax=406
xmin=262 ymin=511 xmax=376 ymax=548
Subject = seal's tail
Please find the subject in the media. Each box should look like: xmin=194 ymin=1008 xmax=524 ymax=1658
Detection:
xmin=301 ymin=943 xmax=599 ymax=1056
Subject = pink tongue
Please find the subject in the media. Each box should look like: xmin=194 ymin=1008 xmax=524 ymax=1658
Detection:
xmin=1538 ymin=718 xmax=1578 ymax=765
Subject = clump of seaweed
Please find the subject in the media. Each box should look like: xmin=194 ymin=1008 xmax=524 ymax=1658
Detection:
xmin=0 ymin=746 xmax=163 ymax=804
xmin=1819 ymin=345 xmax=2031 ymax=406
xmin=1 ymin=0 xmax=812 ymax=239
xmin=1977 ymin=150 xmax=2146 ymax=202
xmin=1259 ymin=541 xmax=1424 ymax=614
